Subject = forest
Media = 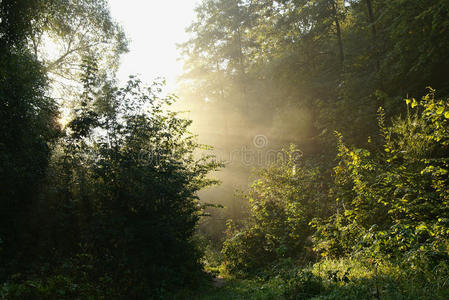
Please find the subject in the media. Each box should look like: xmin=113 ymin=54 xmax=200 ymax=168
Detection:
xmin=1 ymin=0 xmax=449 ymax=299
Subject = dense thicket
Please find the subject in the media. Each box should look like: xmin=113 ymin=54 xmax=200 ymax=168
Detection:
xmin=0 ymin=0 xmax=59 ymax=278
xmin=0 ymin=1 xmax=219 ymax=298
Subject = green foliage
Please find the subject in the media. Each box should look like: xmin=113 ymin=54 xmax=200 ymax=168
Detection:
xmin=313 ymin=91 xmax=449 ymax=260
xmin=2 ymin=0 xmax=449 ymax=298
xmin=178 ymin=0 xmax=449 ymax=240
xmin=34 ymin=0 xmax=128 ymax=85
xmin=0 ymin=0 xmax=59 ymax=280
xmin=220 ymin=90 xmax=449 ymax=299
xmin=222 ymin=146 xmax=331 ymax=275
xmin=311 ymin=214 xmax=363 ymax=259
xmin=180 ymin=0 xmax=449 ymax=152
xmin=39 ymin=74 xmax=222 ymax=296
xmin=198 ymin=257 xmax=449 ymax=299
xmin=0 ymin=2 xmax=219 ymax=297
xmin=1 ymin=274 xmax=108 ymax=300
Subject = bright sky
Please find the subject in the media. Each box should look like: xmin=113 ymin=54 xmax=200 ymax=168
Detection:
xmin=108 ymin=0 xmax=199 ymax=91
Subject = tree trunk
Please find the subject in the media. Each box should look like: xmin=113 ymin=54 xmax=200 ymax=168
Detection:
xmin=331 ymin=0 xmax=344 ymax=67
xmin=366 ymin=0 xmax=377 ymax=40
xmin=366 ymin=0 xmax=380 ymax=72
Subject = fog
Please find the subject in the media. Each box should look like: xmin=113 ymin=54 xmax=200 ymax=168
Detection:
xmin=171 ymin=81 xmax=320 ymax=244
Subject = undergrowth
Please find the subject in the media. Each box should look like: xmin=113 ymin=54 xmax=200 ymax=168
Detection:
xmin=196 ymin=257 xmax=449 ymax=300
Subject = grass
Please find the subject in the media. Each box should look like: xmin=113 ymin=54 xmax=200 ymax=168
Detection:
xmin=192 ymin=257 xmax=449 ymax=300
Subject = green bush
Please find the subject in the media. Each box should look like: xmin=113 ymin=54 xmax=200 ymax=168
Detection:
xmin=314 ymin=90 xmax=449 ymax=260
xmin=222 ymin=146 xmax=330 ymax=275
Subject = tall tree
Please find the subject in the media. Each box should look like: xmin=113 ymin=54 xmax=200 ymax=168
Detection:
xmin=30 ymin=0 xmax=128 ymax=99
xmin=0 ymin=0 xmax=59 ymax=277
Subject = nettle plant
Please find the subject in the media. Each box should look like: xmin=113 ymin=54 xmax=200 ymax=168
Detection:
xmin=315 ymin=89 xmax=449 ymax=259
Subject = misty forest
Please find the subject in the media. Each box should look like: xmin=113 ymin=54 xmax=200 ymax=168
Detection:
xmin=1 ymin=0 xmax=449 ymax=299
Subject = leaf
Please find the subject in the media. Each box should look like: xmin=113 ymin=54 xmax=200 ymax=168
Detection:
xmin=411 ymin=99 xmax=418 ymax=108
xmin=436 ymin=106 xmax=444 ymax=115
xmin=444 ymin=111 xmax=449 ymax=119
xmin=416 ymin=224 xmax=427 ymax=231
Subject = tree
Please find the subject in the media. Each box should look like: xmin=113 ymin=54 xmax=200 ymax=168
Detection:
xmin=30 ymin=0 xmax=128 ymax=97
xmin=41 ymin=73 xmax=222 ymax=295
xmin=222 ymin=147 xmax=331 ymax=274
xmin=0 ymin=0 xmax=59 ymax=278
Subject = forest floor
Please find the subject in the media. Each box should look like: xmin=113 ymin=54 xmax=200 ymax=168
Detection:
xmin=191 ymin=257 xmax=449 ymax=300
xmin=197 ymin=278 xmax=279 ymax=300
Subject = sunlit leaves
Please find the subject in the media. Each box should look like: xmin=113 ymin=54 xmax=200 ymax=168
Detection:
xmin=326 ymin=90 xmax=449 ymax=258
